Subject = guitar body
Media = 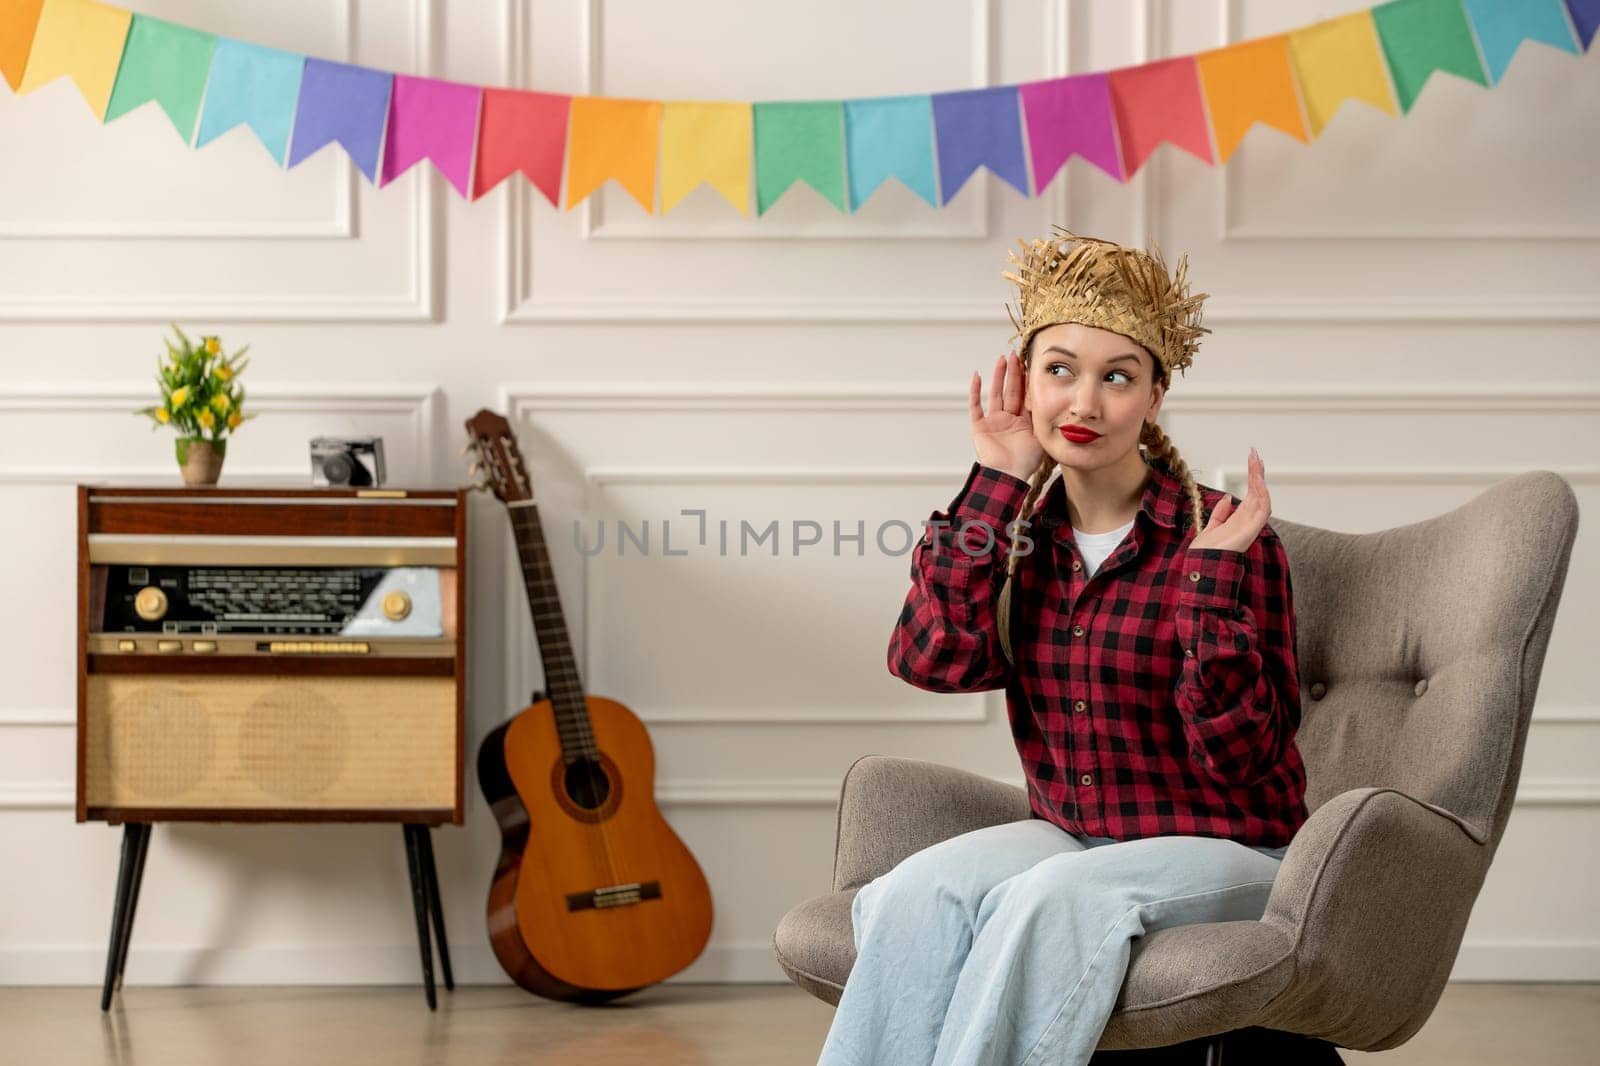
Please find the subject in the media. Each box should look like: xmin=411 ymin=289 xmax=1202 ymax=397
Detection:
xmin=479 ymin=693 xmax=714 ymax=1001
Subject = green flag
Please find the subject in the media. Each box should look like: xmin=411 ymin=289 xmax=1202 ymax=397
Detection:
xmin=105 ymin=14 xmax=218 ymax=140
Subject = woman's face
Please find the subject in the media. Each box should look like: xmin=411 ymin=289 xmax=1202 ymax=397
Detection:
xmin=1026 ymin=322 xmax=1165 ymax=472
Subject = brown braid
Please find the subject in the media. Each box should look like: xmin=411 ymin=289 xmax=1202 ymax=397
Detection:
xmin=994 ymin=376 xmax=1210 ymax=666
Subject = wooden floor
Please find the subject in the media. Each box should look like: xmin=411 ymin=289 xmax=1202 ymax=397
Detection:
xmin=3 ymin=982 xmax=1595 ymax=1065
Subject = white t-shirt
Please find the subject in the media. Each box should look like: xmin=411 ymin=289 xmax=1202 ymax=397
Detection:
xmin=1072 ymin=515 xmax=1136 ymax=578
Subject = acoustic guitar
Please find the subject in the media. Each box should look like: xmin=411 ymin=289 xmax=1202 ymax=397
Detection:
xmin=464 ymin=409 xmax=713 ymax=1003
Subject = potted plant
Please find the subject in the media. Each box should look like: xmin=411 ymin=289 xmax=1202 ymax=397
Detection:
xmin=136 ymin=325 xmax=256 ymax=486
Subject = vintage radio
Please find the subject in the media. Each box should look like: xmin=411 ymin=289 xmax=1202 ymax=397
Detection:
xmin=76 ymin=486 xmax=467 ymax=824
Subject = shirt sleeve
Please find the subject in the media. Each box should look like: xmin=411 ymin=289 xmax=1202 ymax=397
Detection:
xmin=887 ymin=461 xmax=1032 ymax=693
xmin=1172 ymin=524 xmax=1302 ymax=788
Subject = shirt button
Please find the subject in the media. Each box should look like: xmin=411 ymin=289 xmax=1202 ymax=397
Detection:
xmin=1309 ymin=682 xmax=1327 ymax=700
xmin=1185 ymin=647 xmax=1194 ymax=657
xmin=1080 ymin=773 xmax=1093 ymax=786
xmin=1071 ymin=625 xmax=1084 ymax=637
xmin=1071 ymin=559 xmax=1082 ymax=571
xmin=1189 ymin=570 xmax=1201 ymax=582
xmin=1074 ymin=699 xmax=1086 ymax=712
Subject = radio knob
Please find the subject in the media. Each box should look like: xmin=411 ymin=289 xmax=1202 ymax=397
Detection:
xmin=382 ymin=591 xmax=413 ymax=621
xmin=134 ymin=587 xmax=168 ymax=621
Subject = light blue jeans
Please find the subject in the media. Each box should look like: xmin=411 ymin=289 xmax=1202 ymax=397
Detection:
xmin=817 ymin=817 xmax=1292 ymax=1066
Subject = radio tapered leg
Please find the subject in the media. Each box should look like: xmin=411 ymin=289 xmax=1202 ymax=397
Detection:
xmin=112 ymin=824 xmax=152 ymax=989
xmin=403 ymin=825 xmax=437 ymax=1009
xmin=417 ymin=827 xmax=454 ymax=991
xmin=101 ymin=823 xmax=150 ymax=1011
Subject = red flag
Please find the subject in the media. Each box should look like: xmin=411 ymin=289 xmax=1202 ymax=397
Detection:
xmin=473 ymin=87 xmax=571 ymax=204
xmin=1107 ymin=56 xmax=1214 ymax=178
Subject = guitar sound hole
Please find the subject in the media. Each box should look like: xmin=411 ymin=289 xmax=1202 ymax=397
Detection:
xmin=563 ymin=757 xmax=612 ymax=810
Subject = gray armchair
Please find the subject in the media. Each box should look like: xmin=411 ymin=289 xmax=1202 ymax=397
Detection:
xmin=774 ymin=470 xmax=1579 ymax=1061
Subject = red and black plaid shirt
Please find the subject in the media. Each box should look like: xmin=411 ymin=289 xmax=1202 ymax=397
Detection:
xmin=888 ymin=455 xmax=1308 ymax=848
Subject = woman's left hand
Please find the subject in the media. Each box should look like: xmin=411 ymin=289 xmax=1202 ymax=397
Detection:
xmin=1189 ymin=447 xmax=1270 ymax=553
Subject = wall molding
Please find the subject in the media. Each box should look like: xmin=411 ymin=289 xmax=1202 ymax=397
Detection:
xmin=0 ymin=383 xmax=444 ymax=485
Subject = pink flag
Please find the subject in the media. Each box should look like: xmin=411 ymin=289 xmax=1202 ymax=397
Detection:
xmin=1106 ymin=57 xmax=1214 ymax=178
xmin=380 ymin=74 xmax=482 ymax=198
xmin=1018 ymin=72 xmax=1123 ymax=186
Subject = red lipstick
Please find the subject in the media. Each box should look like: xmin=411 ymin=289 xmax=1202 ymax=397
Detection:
xmin=1060 ymin=426 xmax=1101 ymax=443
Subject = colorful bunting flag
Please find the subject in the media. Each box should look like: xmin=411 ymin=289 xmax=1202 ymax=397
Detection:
xmin=381 ymin=74 xmax=482 ymax=199
xmin=752 ymin=101 xmax=845 ymax=214
xmin=931 ymin=86 xmax=1030 ymax=203
xmin=843 ymin=94 xmax=938 ymax=210
xmin=1 ymin=0 xmax=1589 ymax=214
xmin=1461 ymin=0 xmax=1580 ymax=84
xmin=196 ymin=39 xmax=305 ymax=165
xmin=15 ymin=0 xmax=132 ymax=120
xmin=565 ymin=97 xmax=662 ymax=213
xmin=287 ymin=58 xmax=392 ymax=184
xmin=1567 ymin=0 xmax=1600 ymax=50
xmin=1195 ymin=34 xmax=1309 ymax=163
xmin=1286 ymin=12 xmax=1398 ymax=136
xmin=473 ymin=88 xmax=570 ymax=204
xmin=1107 ymin=57 xmax=1214 ymax=177
xmin=1018 ymin=73 xmax=1122 ymax=186
xmin=104 ymin=15 xmax=217 ymax=141
xmin=1371 ymin=0 xmax=1488 ymax=113
xmin=0 ymin=0 xmax=45 ymax=91
xmin=661 ymin=101 xmax=753 ymax=215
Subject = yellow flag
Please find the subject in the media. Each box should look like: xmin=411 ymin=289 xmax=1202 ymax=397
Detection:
xmin=1196 ymin=35 xmax=1308 ymax=163
xmin=16 ymin=0 xmax=132 ymax=119
xmin=1286 ymin=11 xmax=1397 ymax=138
xmin=660 ymin=101 xmax=752 ymax=216
xmin=565 ymin=96 xmax=662 ymax=213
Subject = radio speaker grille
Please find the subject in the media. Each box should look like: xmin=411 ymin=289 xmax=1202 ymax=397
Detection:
xmin=86 ymin=675 xmax=455 ymax=810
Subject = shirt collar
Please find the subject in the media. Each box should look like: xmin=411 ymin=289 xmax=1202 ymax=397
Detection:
xmin=1033 ymin=452 xmax=1185 ymax=534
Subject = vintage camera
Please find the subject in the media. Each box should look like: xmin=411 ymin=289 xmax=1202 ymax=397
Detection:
xmin=309 ymin=436 xmax=386 ymax=487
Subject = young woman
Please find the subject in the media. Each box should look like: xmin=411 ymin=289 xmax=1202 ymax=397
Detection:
xmin=818 ymin=228 xmax=1310 ymax=1066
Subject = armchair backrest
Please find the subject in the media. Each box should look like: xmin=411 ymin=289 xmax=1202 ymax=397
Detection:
xmin=1273 ymin=471 xmax=1579 ymax=860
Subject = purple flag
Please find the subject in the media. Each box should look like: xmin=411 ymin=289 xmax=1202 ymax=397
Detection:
xmin=288 ymin=59 xmax=392 ymax=183
xmin=1566 ymin=0 xmax=1599 ymax=48
xmin=1018 ymin=73 xmax=1122 ymax=187
xmin=931 ymin=86 xmax=1031 ymax=203
xmin=380 ymin=75 xmax=483 ymax=199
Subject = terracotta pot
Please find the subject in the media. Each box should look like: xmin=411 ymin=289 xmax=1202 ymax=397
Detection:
xmin=175 ymin=437 xmax=226 ymax=486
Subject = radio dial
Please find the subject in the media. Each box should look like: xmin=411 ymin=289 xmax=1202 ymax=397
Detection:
xmin=382 ymin=591 xmax=413 ymax=621
xmin=134 ymin=586 xmax=168 ymax=621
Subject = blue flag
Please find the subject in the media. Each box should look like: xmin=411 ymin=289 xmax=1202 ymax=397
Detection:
xmin=288 ymin=58 xmax=393 ymax=183
xmin=843 ymin=94 xmax=938 ymax=210
xmin=197 ymin=38 xmax=305 ymax=164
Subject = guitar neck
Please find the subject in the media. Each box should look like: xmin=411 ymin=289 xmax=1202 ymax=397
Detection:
xmin=507 ymin=502 xmax=594 ymax=757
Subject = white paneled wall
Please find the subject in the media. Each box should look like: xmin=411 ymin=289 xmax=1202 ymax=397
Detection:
xmin=0 ymin=0 xmax=1596 ymax=988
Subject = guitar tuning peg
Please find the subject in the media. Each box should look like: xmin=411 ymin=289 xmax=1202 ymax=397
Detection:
xmin=460 ymin=440 xmax=479 ymax=457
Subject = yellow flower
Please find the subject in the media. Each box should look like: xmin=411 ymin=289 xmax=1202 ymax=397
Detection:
xmin=170 ymin=386 xmax=190 ymax=407
xmin=155 ymin=407 xmax=170 ymax=424
xmin=205 ymin=337 xmax=220 ymax=355
xmin=214 ymin=364 xmax=234 ymax=382
xmin=197 ymin=409 xmax=216 ymax=430
xmin=211 ymin=393 xmax=230 ymax=413
xmin=227 ymin=410 xmax=242 ymax=430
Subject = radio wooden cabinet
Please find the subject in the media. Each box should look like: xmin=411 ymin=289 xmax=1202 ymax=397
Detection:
xmin=76 ymin=484 xmax=468 ymax=1010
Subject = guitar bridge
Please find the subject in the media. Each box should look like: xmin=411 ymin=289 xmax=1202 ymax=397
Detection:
xmin=565 ymin=880 xmax=663 ymax=911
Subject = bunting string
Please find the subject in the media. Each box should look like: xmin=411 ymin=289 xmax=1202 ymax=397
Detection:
xmin=1 ymin=0 xmax=1593 ymax=215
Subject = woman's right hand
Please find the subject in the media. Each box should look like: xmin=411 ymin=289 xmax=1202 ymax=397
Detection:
xmin=970 ymin=351 xmax=1045 ymax=482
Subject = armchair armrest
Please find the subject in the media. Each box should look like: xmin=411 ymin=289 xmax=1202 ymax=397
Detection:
xmin=1254 ymin=787 xmax=1490 ymax=1052
xmin=832 ymin=755 xmax=1030 ymax=892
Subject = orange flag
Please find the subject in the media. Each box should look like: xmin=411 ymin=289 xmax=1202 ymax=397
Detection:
xmin=0 ymin=0 xmax=45 ymax=90
xmin=1196 ymin=34 xmax=1309 ymax=163
xmin=565 ymin=96 xmax=662 ymax=213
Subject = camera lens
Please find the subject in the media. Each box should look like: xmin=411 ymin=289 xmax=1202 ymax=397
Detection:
xmin=322 ymin=453 xmax=354 ymax=484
